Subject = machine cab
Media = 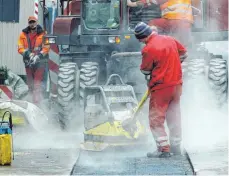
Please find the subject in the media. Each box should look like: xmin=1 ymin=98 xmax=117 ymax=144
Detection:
xmin=46 ymin=0 xmax=228 ymax=47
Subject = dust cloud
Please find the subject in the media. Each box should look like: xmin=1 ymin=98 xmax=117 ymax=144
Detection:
xmin=12 ymin=100 xmax=84 ymax=150
xmin=181 ymin=0 xmax=228 ymax=153
xmin=181 ymin=74 xmax=228 ymax=152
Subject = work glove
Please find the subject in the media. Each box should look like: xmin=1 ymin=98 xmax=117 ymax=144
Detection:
xmin=180 ymin=52 xmax=188 ymax=63
xmin=141 ymin=70 xmax=151 ymax=85
xmin=29 ymin=53 xmax=35 ymax=59
xmin=29 ymin=54 xmax=41 ymax=66
xmin=145 ymin=75 xmax=151 ymax=86
xmin=23 ymin=50 xmax=31 ymax=58
xmin=23 ymin=51 xmax=35 ymax=66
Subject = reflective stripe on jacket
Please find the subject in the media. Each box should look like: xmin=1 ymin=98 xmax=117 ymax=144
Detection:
xmin=160 ymin=0 xmax=193 ymax=23
xmin=17 ymin=25 xmax=50 ymax=57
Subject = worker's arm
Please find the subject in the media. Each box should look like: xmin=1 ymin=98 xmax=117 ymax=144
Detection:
xmin=174 ymin=39 xmax=188 ymax=63
xmin=127 ymin=0 xmax=138 ymax=7
xmin=18 ymin=34 xmax=27 ymax=55
xmin=140 ymin=48 xmax=155 ymax=75
xmin=39 ymin=33 xmax=50 ymax=58
xmin=18 ymin=33 xmax=33 ymax=59
xmin=127 ymin=0 xmax=158 ymax=7
xmin=40 ymin=43 xmax=50 ymax=57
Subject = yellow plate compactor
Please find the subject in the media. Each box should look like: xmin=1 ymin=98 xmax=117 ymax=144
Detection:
xmin=80 ymin=74 xmax=147 ymax=151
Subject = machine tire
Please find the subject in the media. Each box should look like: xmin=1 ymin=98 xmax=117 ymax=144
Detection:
xmin=208 ymin=56 xmax=228 ymax=105
xmin=79 ymin=62 xmax=99 ymax=103
xmin=57 ymin=62 xmax=80 ymax=129
xmin=187 ymin=59 xmax=205 ymax=78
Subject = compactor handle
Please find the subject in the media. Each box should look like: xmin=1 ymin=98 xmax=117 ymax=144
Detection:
xmin=105 ymin=74 xmax=125 ymax=85
xmin=8 ymin=113 xmax=13 ymax=131
xmin=1 ymin=111 xmax=13 ymax=130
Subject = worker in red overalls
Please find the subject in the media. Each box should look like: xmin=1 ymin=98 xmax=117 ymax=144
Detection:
xmin=134 ymin=22 xmax=188 ymax=158
xmin=18 ymin=16 xmax=50 ymax=106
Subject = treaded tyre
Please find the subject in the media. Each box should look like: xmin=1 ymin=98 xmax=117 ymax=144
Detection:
xmin=57 ymin=62 xmax=80 ymax=129
xmin=187 ymin=59 xmax=205 ymax=78
xmin=79 ymin=62 xmax=99 ymax=103
xmin=208 ymin=56 xmax=228 ymax=106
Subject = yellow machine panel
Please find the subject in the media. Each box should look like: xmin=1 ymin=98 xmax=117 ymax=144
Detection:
xmin=0 ymin=134 xmax=12 ymax=165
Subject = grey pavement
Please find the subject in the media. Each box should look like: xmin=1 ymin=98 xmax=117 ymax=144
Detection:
xmin=181 ymin=77 xmax=228 ymax=175
xmin=0 ymin=126 xmax=83 ymax=175
xmin=187 ymin=143 xmax=228 ymax=175
xmin=0 ymin=148 xmax=79 ymax=175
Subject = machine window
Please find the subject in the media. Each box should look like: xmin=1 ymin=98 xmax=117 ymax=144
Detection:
xmin=83 ymin=0 xmax=120 ymax=29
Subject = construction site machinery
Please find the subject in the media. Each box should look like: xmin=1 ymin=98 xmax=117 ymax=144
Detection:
xmin=43 ymin=0 xmax=228 ymax=127
xmin=43 ymin=0 xmax=160 ymax=127
xmin=0 ymin=111 xmax=13 ymax=166
xmin=81 ymin=74 xmax=146 ymax=146
xmin=70 ymin=74 xmax=195 ymax=175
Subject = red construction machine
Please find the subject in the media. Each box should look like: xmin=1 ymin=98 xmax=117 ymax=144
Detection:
xmin=40 ymin=0 xmax=228 ymax=127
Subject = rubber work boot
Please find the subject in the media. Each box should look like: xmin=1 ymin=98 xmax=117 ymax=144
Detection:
xmin=147 ymin=151 xmax=172 ymax=158
xmin=170 ymin=145 xmax=182 ymax=155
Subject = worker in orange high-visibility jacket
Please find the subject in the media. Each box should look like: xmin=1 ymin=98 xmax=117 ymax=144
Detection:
xmin=128 ymin=0 xmax=199 ymax=47
xmin=134 ymin=22 xmax=188 ymax=158
xmin=149 ymin=0 xmax=194 ymax=47
xmin=18 ymin=16 xmax=50 ymax=106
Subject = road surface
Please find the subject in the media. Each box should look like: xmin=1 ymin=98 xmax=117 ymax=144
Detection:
xmin=0 ymin=77 xmax=228 ymax=175
xmin=0 ymin=148 xmax=79 ymax=175
xmin=71 ymin=146 xmax=194 ymax=175
xmin=0 ymin=127 xmax=82 ymax=175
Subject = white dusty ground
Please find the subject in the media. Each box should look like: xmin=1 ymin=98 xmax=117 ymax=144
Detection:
xmin=0 ymin=105 xmax=84 ymax=175
xmin=0 ymin=127 xmax=83 ymax=175
xmin=181 ymin=75 xmax=228 ymax=175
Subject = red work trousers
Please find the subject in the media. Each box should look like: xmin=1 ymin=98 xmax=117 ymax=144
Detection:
xmin=25 ymin=63 xmax=45 ymax=105
xmin=148 ymin=18 xmax=192 ymax=47
xmin=149 ymin=84 xmax=182 ymax=152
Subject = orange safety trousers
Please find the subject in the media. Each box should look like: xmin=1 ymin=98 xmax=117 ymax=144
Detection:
xmin=149 ymin=84 xmax=182 ymax=152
